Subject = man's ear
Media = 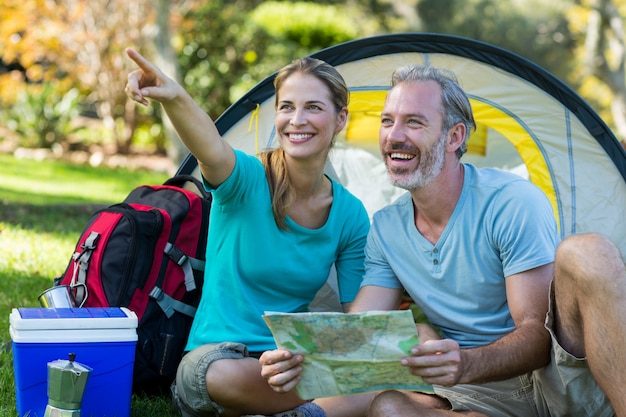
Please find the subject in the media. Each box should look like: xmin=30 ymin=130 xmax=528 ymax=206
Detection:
xmin=447 ymin=122 xmax=466 ymax=152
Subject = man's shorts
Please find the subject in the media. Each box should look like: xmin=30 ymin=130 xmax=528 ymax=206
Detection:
xmin=532 ymin=281 xmax=615 ymax=417
xmin=433 ymin=373 xmax=539 ymax=416
xmin=433 ymin=282 xmax=615 ymax=417
xmin=171 ymin=342 xmax=250 ymax=417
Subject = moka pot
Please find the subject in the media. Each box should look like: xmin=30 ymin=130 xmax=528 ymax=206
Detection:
xmin=44 ymin=353 xmax=92 ymax=417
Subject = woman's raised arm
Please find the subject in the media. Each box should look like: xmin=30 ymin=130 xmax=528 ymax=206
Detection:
xmin=125 ymin=48 xmax=235 ymax=186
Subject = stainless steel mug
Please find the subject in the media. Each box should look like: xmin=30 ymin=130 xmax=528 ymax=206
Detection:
xmin=38 ymin=284 xmax=87 ymax=308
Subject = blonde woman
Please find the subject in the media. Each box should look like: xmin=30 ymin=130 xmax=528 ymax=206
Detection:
xmin=126 ymin=49 xmax=372 ymax=417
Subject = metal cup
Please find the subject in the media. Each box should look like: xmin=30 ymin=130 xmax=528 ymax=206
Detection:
xmin=38 ymin=284 xmax=87 ymax=308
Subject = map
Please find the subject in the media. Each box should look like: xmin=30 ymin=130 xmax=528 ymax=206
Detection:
xmin=263 ymin=310 xmax=434 ymax=399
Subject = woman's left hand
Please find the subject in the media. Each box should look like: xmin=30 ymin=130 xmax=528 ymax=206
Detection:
xmin=259 ymin=349 xmax=304 ymax=393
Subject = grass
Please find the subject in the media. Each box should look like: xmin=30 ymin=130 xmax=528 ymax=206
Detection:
xmin=0 ymin=153 xmax=182 ymax=416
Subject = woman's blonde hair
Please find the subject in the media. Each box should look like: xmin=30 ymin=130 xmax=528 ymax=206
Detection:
xmin=260 ymin=57 xmax=348 ymax=230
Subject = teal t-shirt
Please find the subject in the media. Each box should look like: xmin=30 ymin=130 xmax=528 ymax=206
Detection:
xmin=185 ymin=150 xmax=370 ymax=352
xmin=362 ymin=164 xmax=559 ymax=348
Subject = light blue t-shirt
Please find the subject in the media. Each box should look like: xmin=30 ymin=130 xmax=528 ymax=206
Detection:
xmin=362 ymin=164 xmax=559 ymax=348
xmin=186 ymin=150 xmax=370 ymax=352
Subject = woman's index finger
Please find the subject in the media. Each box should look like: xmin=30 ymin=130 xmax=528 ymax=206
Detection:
xmin=125 ymin=48 xmax=156 ymax=73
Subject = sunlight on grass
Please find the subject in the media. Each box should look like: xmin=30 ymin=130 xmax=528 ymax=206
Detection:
xmin=0 ymin=154 xmax=169 ymax=205
xmin=4 ymin=175 xmax=131 ymax=204
xmin=0 ymin=225 xmax=73 ymax=277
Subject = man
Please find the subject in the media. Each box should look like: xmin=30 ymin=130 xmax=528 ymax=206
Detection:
xmin=261 ymin=65 xmax=626 ymax=416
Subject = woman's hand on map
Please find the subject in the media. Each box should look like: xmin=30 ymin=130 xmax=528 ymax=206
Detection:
xmin=125 ymin=48 xmax=184 ymax=106
xmin=259 ymin=349 xmax=304 ymax=393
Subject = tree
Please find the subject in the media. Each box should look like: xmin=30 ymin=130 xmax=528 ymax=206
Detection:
xmin=0 ymin=0 xmax=87 ymax=148
xmin=1 ymin=0 xmax=389 ymax=161
xmin=0 ymin=0 xmax=156 ymax=154
xmin=178 ymin=1 xmax=377 ymax=120
xmin=410 ymin=0 xmax=626 ymax=148
xmin=569 ymin=0 xmax=626 ymax=147
xmin=154 ymin=0 xmax=186 ymax=165
xmin=61 ymin=0 xmax=154 ymax=154
xmin=414 ymin=0 xmax=576 ymax=84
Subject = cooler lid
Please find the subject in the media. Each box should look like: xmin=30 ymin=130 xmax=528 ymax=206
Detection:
xmin=10 ymin=307 xmax=138 ymax=330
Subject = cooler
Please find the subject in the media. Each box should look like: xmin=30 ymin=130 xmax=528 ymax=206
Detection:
xmin=10 ymin=307 xmax=138 ymax=417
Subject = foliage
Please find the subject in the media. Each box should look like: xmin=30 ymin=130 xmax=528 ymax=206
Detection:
xmin=178 ymin=0 xmax=377 ymax=120
xmin=0 ymin=0 xmax=156 ymax=153
xmin=415 ymin=0 xmax=576 ymax=84
xmin=176 ymin=0 xmax=270 ymax=120
xmin=0 ymin=154 xmax=171 ymax=415
xmin=251 ymin=1 xmax=361 ymax=49
xmin=1 ymin=83 xmax=84 ymax=149
xmin=0 ymin=0 xmax=72 ymax=83
xmin=565 ymin=0 xmax=626 ymax=143
xmin=249 ymin=1 xmax=381 ymax=68
xmin=0 ymin=0 xmax=386 ymax=155
xmin=2 ymin=0 xmax=625 ymax=154
xmin=55 ymin=0 xmax=156 ymax=153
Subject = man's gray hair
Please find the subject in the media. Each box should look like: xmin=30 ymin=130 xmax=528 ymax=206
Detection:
xmin=391 ymin=65 xmax=476 ymax=158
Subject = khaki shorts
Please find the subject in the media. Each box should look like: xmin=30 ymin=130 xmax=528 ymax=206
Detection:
xmin=434 ymin=282 xmax=615 ymax=417
xmin=532 ymin=282 xmax=615 ymax=417
xmin=171 ymin=342 xmax=250 ymax=417
xmin=434 ymin=373 xmax=539 ymax=416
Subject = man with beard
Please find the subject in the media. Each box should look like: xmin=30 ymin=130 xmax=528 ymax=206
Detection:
xmin=260 ymin=65 xmax=626 ymax=417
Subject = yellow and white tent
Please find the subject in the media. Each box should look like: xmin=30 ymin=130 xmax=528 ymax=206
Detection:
xmin=178 ymin=33 xmax=626 ymax=257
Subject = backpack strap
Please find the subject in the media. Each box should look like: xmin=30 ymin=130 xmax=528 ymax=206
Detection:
xmin=71 ymin=231 xmax=100 ymax=303
xmin=163 ymin=175 xmax=210 ymax=199
xmin=148 ymin=286 xmax=197 ymax=318
xmin=164 ymin=242 xmax=204 ymax=292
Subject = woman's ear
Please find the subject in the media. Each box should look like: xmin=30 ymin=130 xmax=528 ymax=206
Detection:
xmin=335 ymin=107 xmax=348 ymax=133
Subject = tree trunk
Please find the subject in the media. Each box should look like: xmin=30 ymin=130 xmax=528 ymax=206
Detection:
xmin=155 ymin=0 xmax=188 ymax=171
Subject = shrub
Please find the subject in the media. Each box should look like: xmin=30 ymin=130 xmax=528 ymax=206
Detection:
xmin=2 ymin=82 xmax=84 ymax=149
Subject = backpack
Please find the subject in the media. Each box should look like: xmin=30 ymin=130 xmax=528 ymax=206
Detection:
xmin=54 ymin=174 xmax=211 ymax=394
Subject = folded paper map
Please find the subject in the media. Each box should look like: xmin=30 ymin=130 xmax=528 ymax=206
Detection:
xmin=263 ymin=310 xmax=434 ymax=399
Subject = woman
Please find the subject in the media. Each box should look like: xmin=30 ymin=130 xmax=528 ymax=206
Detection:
xmin=125 ymin=49 xmax=372 ymax=417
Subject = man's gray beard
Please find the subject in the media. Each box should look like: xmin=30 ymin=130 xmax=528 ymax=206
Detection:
xmin=386 ymin=134 xmax=446 ymax=191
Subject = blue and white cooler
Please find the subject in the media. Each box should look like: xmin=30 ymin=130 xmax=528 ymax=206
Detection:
xmin=10 ymin=307 xmax=138 ymax=417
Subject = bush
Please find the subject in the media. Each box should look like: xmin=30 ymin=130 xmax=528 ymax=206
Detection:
xmin=1 ymin=82 xmax=84 ymax=149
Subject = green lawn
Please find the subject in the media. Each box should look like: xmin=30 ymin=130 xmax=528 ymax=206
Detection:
xmin=0 ymin=153 xmax=181 ymax=416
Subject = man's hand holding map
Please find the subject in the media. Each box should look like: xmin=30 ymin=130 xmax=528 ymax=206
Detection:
xmin=263 ymin=309 xmax=434 ymax=399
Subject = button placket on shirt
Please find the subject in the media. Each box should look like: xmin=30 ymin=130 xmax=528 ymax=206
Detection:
xmin=432 ymin=247 xmax=440 ymax=266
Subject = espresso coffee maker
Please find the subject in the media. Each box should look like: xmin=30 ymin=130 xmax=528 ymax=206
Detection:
xmin=44 ymin=353 xmax=92 ymax=417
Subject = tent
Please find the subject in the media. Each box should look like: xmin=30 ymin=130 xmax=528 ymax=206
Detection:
xmin=177 ymin=32 xmax=626 ymax=259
